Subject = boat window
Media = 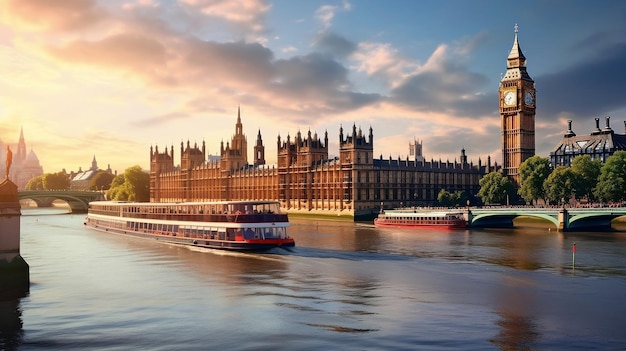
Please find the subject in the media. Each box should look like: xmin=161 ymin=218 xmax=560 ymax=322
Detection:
xmin=242 ymin=228 xmax=256 ymax=239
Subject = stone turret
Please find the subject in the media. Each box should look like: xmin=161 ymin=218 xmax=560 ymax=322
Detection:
xmin=254 ymin=130 xmax=266 ymax=166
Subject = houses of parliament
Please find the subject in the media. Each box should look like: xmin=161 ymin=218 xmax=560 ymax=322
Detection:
xmin=149 ymin=26 xmax=534 ymax=218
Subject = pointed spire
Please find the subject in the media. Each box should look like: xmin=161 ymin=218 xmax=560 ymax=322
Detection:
xmin=256 ymin=129 xmax=263 ymax=146
xmin=507 ymin=23 xmax=526 ymax=67
xmin=16 ymin=126 xmax=27 ymax=162
xmin=235 ymin=105 xmax=243 ymax=135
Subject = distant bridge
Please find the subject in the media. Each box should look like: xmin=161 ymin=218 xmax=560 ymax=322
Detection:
xmin=19 ymin=190 xmax=105 ymax=214
xmin=467 ymin=207 xmax=626 ymax=232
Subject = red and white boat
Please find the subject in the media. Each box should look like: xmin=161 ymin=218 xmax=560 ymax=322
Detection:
xmin=374 ymin=209 xmax=467 ymax=229
xmin=85 ymin=200 xmax=295 ymax=251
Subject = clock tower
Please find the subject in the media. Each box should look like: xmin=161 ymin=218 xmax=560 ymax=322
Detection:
xmin=500 ymin=24 xmax=535 ymax=183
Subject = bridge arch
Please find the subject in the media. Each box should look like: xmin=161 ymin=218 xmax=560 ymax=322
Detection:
xmin=18 ymin=190 xmax=105 ymax=214
xmin=567 ymin=213 xmax=625 ymax=231
xmin=470 ymin=213 xmax=559 ymax=229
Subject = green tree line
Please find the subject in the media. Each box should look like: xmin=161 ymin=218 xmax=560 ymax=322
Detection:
xmin=25 ymin=166 xmax=150 ymax=202
xmin=478 ymin=151 xmax=626 ymax=206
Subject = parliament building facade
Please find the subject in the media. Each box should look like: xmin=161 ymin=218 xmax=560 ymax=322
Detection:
xmin=150 ymin=109 xmax=495 ymax=219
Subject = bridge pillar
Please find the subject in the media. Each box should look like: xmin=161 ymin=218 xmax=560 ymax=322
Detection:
xmin=0 ymin=179 xmax=29 ymax=299
xmin=463 ymin=208 xmax=473 ymax=226
xmin=558 ymin=208 xmax=569 ymax=232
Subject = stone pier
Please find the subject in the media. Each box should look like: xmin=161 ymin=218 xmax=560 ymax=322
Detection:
xmin=557 ymin=208 xmax=569 ymax=232
xmin=0 ymin=179 xmax=29 ymax=299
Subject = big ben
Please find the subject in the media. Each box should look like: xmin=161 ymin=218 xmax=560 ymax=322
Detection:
xmin=500 ymin=24 xmax=535 ymax=183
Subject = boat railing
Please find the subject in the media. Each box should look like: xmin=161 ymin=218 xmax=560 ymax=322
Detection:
xmin=91 ymin=209 xmax=289 ymax=223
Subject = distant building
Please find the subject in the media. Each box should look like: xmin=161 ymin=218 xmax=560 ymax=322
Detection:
xmin=549 ymin=117 xmax=626 ymax=167
xmin=69 ymin=156 xmax=115 ymax=190
xmin=0 ymin=127 xmax=44 ymax=190
xmin=150 ymin=108 xmax=496 ymax=219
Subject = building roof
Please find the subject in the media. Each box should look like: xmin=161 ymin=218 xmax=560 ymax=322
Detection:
xmin=550 ymin=118 xmax=626 ymax=155
xmin=72 ymin=170 xmax=97 ymax=181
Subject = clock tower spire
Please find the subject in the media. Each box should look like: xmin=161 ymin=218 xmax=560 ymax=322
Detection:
xmin=500 ymin=24 xmax=535 ymax=183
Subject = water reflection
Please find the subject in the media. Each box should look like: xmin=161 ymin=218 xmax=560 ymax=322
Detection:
xmin=490 ymin=312 xmax=539 ymax=350
xmin=0 ymin=298 xmax=25 ymax=350
xmin=291 ymin=218 xmax=626 ymax=277
xmin=490 ymin=273 xmax=540 ymax=349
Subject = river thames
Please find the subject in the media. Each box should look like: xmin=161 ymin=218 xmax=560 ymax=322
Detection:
xmin=2 ymin=208 xmax=625 ymax=350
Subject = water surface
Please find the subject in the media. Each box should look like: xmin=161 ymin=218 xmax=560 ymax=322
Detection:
xmin=2 ymin=209 xmax=624 ymax=350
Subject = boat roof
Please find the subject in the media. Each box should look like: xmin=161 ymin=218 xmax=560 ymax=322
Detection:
xmin=382 ymin=210 xmax=463 ymax=216
xmin=90 ymin=200 xmax=280 ymax=206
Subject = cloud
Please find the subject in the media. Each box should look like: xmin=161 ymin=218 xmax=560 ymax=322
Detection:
xmin=390 ymin=44 xmax=492 ymax=116
xmin=0 ymin=0 xmax=108 ymax=32
xmin=315 ymin=5 xmax=337 ymax=29
xmin=312 ymin=31 xmax=357 ymax=59
xmin=179 ymin=0 xmax=271 ymax=38
xmin=314 ymin=1 xmax=351 ymax=29
xmin=352 ymin=41 xmax=419 ymax=88
xmin=537 ymin=39 xmax=626 ymax=123
xmin=47 ymin=32 xmax=170 ymax=81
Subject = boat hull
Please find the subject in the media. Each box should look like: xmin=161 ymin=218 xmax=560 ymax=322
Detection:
xmin=85 ymin=222 xmax=295 ymax=252
xmin=374 ymin=219 xmax=466 ymax=230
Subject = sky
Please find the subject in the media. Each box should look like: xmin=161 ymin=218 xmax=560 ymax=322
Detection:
xmin=1 ymin=0 xmax=625 ymax=174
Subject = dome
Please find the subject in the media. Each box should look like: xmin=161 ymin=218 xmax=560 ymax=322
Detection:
xmin=24 ymin=149 xmax=41 ymax=166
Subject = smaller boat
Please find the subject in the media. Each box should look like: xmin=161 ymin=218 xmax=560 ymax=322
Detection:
xmin=374 ymin=209 xmax=467 ymax=229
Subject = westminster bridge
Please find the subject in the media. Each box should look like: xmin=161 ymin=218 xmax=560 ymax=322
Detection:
xmin=19 ymin=190 xmax=105 ymax=214
xmin=465 ymin=207 xmax=626 ymax=232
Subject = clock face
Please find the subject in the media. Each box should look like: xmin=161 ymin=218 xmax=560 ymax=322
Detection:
xmin=504 ymin=91 xmax=516 ymax=106
xmin=525 ymin=92 xmax=534 ymax=105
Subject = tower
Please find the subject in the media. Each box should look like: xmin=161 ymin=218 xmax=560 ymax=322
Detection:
xmin=500 ymin=24 xmax=535 ymax=183
xmin=409 ymin=138 xmax=424 ymax=163
xmin=220 ymin=107 xmax=248 ymax=171
xmin=149 ymin=145 xmax=174 ymax=202
xmin=91 ymin=155 xmax=98 ymax=171
xmin=254 ymin=130 xmax=265 ymax=166
xmin=15 ymin=127 xmax=26 ymax=165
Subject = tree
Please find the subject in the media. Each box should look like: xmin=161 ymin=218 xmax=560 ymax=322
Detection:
xmin=437 ymin=189 xmax=452 ymax=207
xmin=42 ymin=172 xmax=70 ymax=190
xmin=478 ymin=171 xmax=514 ymax=205
xmin=518 ymin=156 xmax=551 ymax=204
xmin=107 ymin=174 xmax=129 ymax=201
xmin=437 ymin=189 xmax=468 ymax=207
xmin=106 ymin=166 xmax=150 ymax=202
xmin=89 ymin=171 xmax=115 ymax=191
xmin=455 ymin=191 xmax=468 ymax=207
xmin=544 ymin=166 xmax=577 ymax=205
xmin=594 ymin=151 xmax=626 ymax=203
xmin=570 ymin=155 xmax=601 ymax=202
xmin=25 ymin=175 xmax=45 ymax=190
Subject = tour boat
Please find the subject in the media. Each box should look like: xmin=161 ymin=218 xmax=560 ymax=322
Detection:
xmin=84 ymin=200 xmax=295 ymax=251
xmin=374 ymin=209 xmax=467 ymax=229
